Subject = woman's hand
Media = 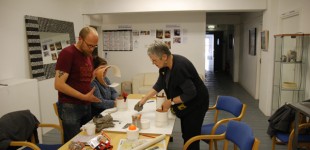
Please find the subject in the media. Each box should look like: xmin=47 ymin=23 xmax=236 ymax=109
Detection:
xmin=161 ymin=100 xmax=171 ymax=112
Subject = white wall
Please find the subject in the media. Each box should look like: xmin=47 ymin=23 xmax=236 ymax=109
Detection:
xmin=0 ymin=0 xmax=272 ymax=130
xmin=259 ymin=0 xmax=310 ymax=116
xmin=0 ymin=79 xmax=43 ymax=140
xmin=98 ymin=12 xmax=206 ymax=84
xmin=239 ymin=12 xmax=263 ymax=99
xmin=81 ymin=0 xmax=266 ymax=14
xmin=0 ymin=0 xmax=86 ymax=130
xmin=259 ymin=0 xmax=279 ymax=116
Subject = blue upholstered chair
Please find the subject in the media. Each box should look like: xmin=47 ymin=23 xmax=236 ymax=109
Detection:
xmin=272 ymin=122 xmax=310 ymax=150
xmin=201 ymin=96 xmax=247 ymax=150
xmin=183 ymin=120 xmax=260 ymax=150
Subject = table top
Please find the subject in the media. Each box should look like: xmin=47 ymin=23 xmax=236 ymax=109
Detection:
xmin=103 ymin=99 xmax=175 ymax=135
xmin=58 ymin=94 xmax=175 ymax=150
xmin=288 ymin=102 xmax=310 ymax=116
xmin=58 ymin=131 xmax=170 ymax=150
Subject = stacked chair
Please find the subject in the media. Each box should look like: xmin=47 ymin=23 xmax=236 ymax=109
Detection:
xmin=201 ymin=96 xmax=247 ymax=150
xmin=183 ymin=120 xmax=260 ymax=150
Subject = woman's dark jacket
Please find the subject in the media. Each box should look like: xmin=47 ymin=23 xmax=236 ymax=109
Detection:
xmin=153 ymin=54 xmax=209 ymax=118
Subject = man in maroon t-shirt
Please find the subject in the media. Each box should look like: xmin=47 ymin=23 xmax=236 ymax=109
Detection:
xmin=55 ymin=26 xmax=100 ymax=142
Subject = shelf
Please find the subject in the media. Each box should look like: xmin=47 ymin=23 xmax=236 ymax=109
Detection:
xmin=273 ymin=85 xmax=305 ymax=91
xmin=274 ymin=61 xmax=303 ymax=64
xmin=272 ymin=34 xmax=309 ymax=113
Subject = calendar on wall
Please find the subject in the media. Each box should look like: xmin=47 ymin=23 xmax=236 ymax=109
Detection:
xmin=103 ymin=30 xmax=133 ymax=51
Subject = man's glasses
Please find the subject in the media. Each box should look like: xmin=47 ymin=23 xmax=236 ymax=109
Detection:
xmin=83 ymin=40 xmax=98 ymax=49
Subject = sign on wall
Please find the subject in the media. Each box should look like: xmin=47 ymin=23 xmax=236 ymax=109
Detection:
xmin=103 ymin=30 xmax=133 ymax=51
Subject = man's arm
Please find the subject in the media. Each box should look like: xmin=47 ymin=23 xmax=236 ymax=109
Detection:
xmin=54 ymin=70 xmax=100 ymax=102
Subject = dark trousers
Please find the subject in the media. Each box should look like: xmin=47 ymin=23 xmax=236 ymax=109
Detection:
xmin=180 ymin=108 xmax=207 ymax=150
xmin=58 ymin=103 xmax=92 ymax=143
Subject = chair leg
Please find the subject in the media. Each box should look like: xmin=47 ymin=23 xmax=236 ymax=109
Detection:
xmin=272 ymin=136 xmax=276 ymax=150
xmin=233 ymin=144 xmax=237 ymax=150
xmin=214 ymin=140 xmax=218 ymax=150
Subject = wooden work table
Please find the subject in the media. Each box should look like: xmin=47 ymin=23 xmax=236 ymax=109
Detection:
xmin=58 ymin=94 xmax=174 ymax=150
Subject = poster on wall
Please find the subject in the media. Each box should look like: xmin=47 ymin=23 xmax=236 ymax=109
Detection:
xmin=102 ymin=24 xmax=183 ymax=52
xmin=40 ymin=32 xmax=70 ymax=65
xmin=25 ymin=15 xmax=75 ymax=81
xmin=103 ymin=30 xmax=133 ymax=51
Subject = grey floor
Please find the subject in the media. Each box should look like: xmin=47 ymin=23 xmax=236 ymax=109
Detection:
xmin=43 ymin=71 xmax=287 ymax=149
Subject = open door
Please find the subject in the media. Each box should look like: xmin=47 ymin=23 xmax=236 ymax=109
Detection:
xmin=207 ymin=31 xmax=224 ymax=72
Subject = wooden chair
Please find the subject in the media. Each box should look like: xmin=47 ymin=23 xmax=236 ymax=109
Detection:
xmin=183 ymin=120 xmax=260 ymax=150
xmin=272 ymin=122 xmax=310 ymax=150
xmin=53 ymin=102 xmax=64 ymax=144
xmin=201 ymin=95 xmax=247 ymax=150
xmin=10 ymin=123 xmax=63 ymax=150
xmin=0 ymin=110 xmax=63 ymax=150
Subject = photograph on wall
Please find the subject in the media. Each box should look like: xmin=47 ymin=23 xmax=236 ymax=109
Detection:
xmin=174 ymin=29 xmax=181 ymax=36
xmin=43 ymin=51 xmax=50 ymax=57
xmin=164 ymin=30 xmax=171 ymax=38
xmin=156 ymin=30 xmax=163 ymax=39
xmin=173 ymin=37 xmax=181 ymax=44
xmin=50 ymin=44 xmax=55 ymax=51
xmin=140 ymin=30 xmax=150 ymax=35
xmin=42 ymin=44 xmax=48 ymax=51
xmin=55 ymin=41 xmax=62 ymax=50
xmin=164 ymin=41 xmax=171 ymax=49
xmin=51 ymin=53 xmax=57 ymax=61
xmin=132 ymin=30 xmax=140 ymax=36
xmin=261 ymin=30 xmax=269 ymax=51
xmin=249 ymin=28 xmax=256 ymax=56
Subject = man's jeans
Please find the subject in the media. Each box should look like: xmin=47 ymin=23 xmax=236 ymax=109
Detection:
xmin=58 ymin=102 xmax=92 ymax=143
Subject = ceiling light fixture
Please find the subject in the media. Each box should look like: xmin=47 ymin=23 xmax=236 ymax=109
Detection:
xmin=208 ymin=25 xmax=215 ymax=29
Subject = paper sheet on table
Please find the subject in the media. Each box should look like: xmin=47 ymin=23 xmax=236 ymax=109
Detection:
xmin=108 ymin=82 xmax=120 ymax=87
xmin=71 ymin=134 xmax=97 ymax=143
xmin=117 ymin=138 xmax=165 ymax=150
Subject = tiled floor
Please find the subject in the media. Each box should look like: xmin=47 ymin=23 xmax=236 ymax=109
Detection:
xmin=166 ymin=71 xmax=287 ymax=150
xmin=43 ymin=71 xmax=288 ymax=149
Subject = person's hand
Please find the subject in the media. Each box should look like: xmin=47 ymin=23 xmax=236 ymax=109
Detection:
xmin=84 ymin=87 xmax=100 ymax=102
xmin=161 ymin=100 xmax=171 ymax=112
xmin=134 ymin=101 xmax=144 ymax=112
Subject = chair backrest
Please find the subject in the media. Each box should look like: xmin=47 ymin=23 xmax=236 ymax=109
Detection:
xmin=1 ymin=110 xmax=63 ymax=150
xmin=183 ymin=120 xmax=260 ymax=150
xmin=216 ymin=96 xmax=244 ymax=117
xmin=287 ymin=122 xmax=310 ymax=150
xmin=225 ymin=120 xmax=257 ymax=150
xmin=0 ymin=110 xmax=39 ymax=147
xmin=53 ymin=102 xmax=64 ymax=144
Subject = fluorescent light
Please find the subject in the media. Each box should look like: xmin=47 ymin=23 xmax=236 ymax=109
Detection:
xmin=208 ymin=25 xmax=215 ymax=29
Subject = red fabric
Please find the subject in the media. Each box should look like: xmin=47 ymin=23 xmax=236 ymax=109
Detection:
xmin=56 ymin=45 xmax=93 ymax=104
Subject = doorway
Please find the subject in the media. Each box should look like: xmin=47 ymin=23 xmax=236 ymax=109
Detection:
xmin=205 ymin=34 xmax=214 ymax=72
xmin=205 ymin=31 xmax=224 ymax=72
